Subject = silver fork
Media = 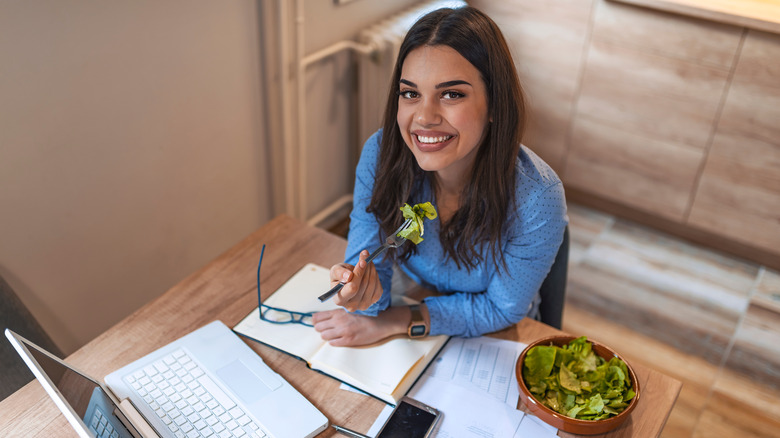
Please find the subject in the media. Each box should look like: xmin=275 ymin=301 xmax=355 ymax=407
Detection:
xmin=317 ymin=218 xmax=414 ymax=302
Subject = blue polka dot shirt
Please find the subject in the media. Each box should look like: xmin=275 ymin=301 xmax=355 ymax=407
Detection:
xmin=346 ymin=130 xmax=568 ymax=337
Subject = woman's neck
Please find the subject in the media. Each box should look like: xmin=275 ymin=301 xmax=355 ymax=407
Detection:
xmin=433 ymin=171 xmax=467 ymax=224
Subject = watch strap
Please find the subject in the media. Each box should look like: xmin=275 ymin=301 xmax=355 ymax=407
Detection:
xmin=408 ymin=304 xmax=428 ymax=338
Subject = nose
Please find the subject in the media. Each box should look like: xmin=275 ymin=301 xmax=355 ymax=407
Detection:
xmin=415 ymin=97 xmax=441 ymax=126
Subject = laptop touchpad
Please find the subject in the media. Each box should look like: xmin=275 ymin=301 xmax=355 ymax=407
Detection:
xmin=216 ymin=360 xmax=282 ymax=404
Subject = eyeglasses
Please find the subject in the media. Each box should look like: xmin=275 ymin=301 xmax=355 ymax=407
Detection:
xmin=256 ymin=244 xmax=314 ymax=327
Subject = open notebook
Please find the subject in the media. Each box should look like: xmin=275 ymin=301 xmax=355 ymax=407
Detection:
xmin=233 ymin=264 xmax=449 ymax=406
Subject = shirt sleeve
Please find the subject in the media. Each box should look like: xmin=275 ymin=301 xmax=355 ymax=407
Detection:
xmin=344 ymin=130 xmax=393 ymax=316
xmin=423 ymin=179 xmax=568 ymax=337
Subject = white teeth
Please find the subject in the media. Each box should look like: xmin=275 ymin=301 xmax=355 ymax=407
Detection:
xmin=417 ymin=135 xmax=451 ymax=144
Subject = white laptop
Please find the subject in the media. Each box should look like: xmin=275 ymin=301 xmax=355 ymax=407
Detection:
xmin=5 ymin=320 xmax=328 ymax=438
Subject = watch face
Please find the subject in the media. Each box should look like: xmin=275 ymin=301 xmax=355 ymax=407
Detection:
xmin=410 ymin=324 xmax=426 ymax=337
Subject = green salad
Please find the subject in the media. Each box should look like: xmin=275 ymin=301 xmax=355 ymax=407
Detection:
xmin=522 ymin=336 xmax=636 ymax=420
xmin=397 ymin=202 xmax=437 ymax=244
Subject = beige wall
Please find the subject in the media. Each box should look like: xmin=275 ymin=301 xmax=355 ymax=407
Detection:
xmin=0 ymin=1 xmax=273 ymax=354
xmin=0 ymin=0 xmax=428 ymax=355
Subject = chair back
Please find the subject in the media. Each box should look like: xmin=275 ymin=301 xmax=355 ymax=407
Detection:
xmin=538 ymin=226 xmax=569 ymax=329
xmin=1 ymin=275 xmax=63 ymax=401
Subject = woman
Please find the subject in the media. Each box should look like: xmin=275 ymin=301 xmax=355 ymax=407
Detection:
xmin=312 ymin=6 xmax=567 ymax=346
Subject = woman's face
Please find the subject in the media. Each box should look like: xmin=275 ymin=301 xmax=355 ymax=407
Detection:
xmin=397 ymin=45 xmax=490 ymax=182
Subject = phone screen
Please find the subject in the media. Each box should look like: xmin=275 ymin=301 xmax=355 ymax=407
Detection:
xmin=376 ymin=399 xmax=438 ymax=438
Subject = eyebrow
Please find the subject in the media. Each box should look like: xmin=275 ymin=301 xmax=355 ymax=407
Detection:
xmin=400 ymin=79 xmax=473 ymax=89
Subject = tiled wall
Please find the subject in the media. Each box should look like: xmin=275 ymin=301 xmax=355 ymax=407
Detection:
xmin=687 ymin=30 xmax=780 ymax=257
xmin=471 ymin=0 xmax=780 ymax=270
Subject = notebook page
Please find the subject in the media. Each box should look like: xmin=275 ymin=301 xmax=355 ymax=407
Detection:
xmin=234 ymin=264 xmax=339 ymax=361
xmin=309 ymin=334 xmax=445 ymax=401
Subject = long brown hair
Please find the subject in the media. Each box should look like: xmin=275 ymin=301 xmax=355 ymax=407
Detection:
xmin=369 ymin=6 xmax=526 ymax=270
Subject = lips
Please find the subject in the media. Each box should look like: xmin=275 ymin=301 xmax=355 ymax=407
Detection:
xmin=413 ymin=133 xmax=454 ymax=152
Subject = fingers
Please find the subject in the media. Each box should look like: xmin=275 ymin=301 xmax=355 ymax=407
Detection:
xmin=350 ymin=249 xmax=370 ymax=281
xmin=335 ymin=250 xmax=376 ymax=311
xmin=340 ymin=271 xmax=380 ymax=312
xmin=329 ymin=263 xmax=354 ymax=287
xmin=311 ymin=309 xmax=363 ymax=346
xmin=312 ymin=309 xmax=350 ymax=344
xmin=311 ymin=309 xmax=392 ymax=347
xmin=310 ymin=309 xmax=337 ymax=325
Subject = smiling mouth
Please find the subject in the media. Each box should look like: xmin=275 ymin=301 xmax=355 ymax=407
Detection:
xmin=415 ymin=134 xmax=453 ymax=144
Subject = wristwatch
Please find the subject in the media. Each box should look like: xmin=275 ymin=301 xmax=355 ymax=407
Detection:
xmin=407 ymin=304 xmax=428 ymax=338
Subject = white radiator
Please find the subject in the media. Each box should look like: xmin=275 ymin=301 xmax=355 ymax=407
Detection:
xmin=355 ymin=0 xmax=467 ymax=145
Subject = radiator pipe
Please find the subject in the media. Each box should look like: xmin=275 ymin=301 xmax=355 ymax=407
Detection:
xmin=302 ymin=40 xmax=377 ymax=68
xmin=279 ymin=0 xmax=297 ymax=218
xmin=296 ymin=0 xmax=307 ymax=220
xmin=294 ymin=0 xmax=375 ymax=223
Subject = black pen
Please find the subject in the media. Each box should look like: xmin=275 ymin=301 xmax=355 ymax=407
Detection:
xmin=332 ymin=424 xmax=371 ymax=438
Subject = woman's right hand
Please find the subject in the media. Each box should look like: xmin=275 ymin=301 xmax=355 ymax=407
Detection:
xmin=329 ymin=249 xmax=383 ymax=312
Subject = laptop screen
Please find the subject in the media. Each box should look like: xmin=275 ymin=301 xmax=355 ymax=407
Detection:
xmin=10 ymin=331 xmax=136 ymax=438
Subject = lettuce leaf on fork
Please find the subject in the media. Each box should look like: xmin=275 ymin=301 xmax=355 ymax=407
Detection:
xmin=397 ymin=202 xmax=437 ymax=244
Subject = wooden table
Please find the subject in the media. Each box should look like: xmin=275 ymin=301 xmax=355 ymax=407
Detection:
xmin=0 ymin=215 xmax=681 ymax=437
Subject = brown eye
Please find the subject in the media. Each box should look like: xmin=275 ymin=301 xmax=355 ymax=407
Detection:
xmin=398 ymin=90 xmax=419 ymax=99
xmin=442 ymin=91 xmax=465 ymax=100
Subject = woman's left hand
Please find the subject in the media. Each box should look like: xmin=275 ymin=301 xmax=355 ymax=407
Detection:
xmin=312 ymin=308 xmax=405 ymax=347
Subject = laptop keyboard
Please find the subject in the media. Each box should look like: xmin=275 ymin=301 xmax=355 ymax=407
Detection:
xmin=124 ymin=349 xmax=269 ymax=438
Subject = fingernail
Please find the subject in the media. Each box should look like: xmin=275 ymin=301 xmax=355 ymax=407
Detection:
xmin=342 ymin=272 xmax=350 ymax=282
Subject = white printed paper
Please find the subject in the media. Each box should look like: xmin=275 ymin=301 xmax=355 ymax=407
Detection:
xmin=367 ymin=336 xmax=559 ymax=437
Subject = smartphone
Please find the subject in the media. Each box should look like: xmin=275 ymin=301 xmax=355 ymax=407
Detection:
xmin=375 ymin=396 xmax=441 ymax=438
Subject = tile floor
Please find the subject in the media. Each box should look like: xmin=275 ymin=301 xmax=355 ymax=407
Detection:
xmin=327 ymin=202 xmax=780 ymax=437
xmin=562 ymin=204 xmax=780 ymax=438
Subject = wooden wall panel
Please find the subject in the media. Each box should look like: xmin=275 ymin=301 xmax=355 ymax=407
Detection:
xmin=575 ymin=39 xmax=731 ymax=149
xmin=471 ymin=0 xmax=594 ymax=172
xmin=566 ymin=117 xmax=704 ymax=220
xmin=473 ymin=0 xmax=780 ymax=268
xmin=688 ymin=156 xmax=780 ymax=253
xmin=564 ymin=0 xmax=741 ymax=219
xmin=688 ymin=30 xmax=780 ymax=253
xmin=706 ymin=31 xmax=780 ymax=167
xmin=597 ymin=0 xmax=743 ymax=68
